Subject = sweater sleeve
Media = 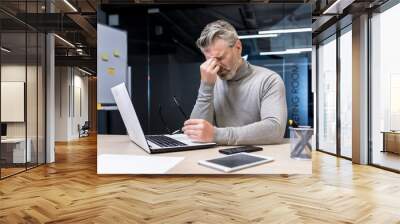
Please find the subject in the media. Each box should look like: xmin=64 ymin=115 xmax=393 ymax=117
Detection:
xmin=213 ymin=75 xmax=287 ymax=145
xmin=190 ymin=81 xmax=215 ymax=124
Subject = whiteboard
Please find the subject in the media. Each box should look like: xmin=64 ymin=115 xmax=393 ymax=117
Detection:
xmin=1 ymin=82 xmax=25 ymax=122
xmin=97 ymin=24 xmax=130 ymax=104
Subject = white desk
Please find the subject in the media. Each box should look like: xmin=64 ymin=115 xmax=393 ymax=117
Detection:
xmin=1 ymin=138 xmax=31 ymax=163
xmin=97 ymin=135 xmax=312 ymax=174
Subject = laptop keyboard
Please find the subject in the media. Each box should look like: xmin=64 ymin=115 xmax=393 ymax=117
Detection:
xmin=146 ymin=135 xmax=187 ymax=147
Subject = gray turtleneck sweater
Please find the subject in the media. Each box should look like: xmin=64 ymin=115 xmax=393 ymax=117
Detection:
xmin=190 ymin=61 xmax=287 ymax=145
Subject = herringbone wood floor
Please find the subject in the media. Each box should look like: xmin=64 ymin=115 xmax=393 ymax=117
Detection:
xmin=1 ymin=135 xmax=400 ymax=224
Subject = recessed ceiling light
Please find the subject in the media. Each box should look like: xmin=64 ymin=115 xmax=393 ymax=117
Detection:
xmin=78 ymin=67 xmax=92 ymax=76
xmin=238 ymin=34 xmax=278 ymax=39
xmin=54 ymin=34 xmax=75 ymax=48
xmin=1 ymin=47 xmax=11 ymax=53
xmin=322 ymin=0 xmax=354 ymax=15
xmin=63 ymin=0 xmax=78 ymax=12
xmin=258 ymin=28 xmax=312 ymax=35
xmin=260 ymin=48 xmax=312 ymax=56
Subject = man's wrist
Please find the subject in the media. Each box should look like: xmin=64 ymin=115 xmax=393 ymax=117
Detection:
xmin=201 ymin=79 xmax=216 ymax=87
xmin=200 ymin=80 xmax=215 ymax=93
xmin=213 ymin=127 xmax=222 ymax=143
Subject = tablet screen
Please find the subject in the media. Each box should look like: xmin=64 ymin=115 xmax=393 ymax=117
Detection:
xmin=206 ymin=153 xmax=266 ymax=168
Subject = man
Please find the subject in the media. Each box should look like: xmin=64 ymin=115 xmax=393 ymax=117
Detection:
xmin=182 ymin=20 xmax=287 ymax=145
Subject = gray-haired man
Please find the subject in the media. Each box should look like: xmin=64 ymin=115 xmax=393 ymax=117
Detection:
xmin=182 ymin=20 xmax=288 ymax=145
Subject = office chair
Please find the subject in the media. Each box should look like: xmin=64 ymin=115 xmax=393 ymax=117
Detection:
xmin=78 ymin=121 xmax=90 ymax=138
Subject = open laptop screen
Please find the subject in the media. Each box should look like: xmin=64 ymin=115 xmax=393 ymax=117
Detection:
xmin=111 ymin=83 xmax=150 ymax=152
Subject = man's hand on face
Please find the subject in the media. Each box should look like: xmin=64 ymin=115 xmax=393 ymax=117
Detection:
xmin=182 ymin=119 xmax=214 ymax=143
xmin=200 ymin=58 xmax=220 ymax=85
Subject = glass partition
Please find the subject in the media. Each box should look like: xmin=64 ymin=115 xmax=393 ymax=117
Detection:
xmin=370 ymin=2 xmax=400 ymax=171
xmin=0 ymin=1 xmax=46 ymax=179
xmin=1 ymin=30 xmax=28 ymax=177
xmin=339 ymin=27 xmax=352 ymax=158
xmin=317 ymin=35 xmax=337 ymax=154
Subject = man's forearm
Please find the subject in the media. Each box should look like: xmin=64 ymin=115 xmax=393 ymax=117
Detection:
xmin=190 ymin=81 xmax=215 ymax=124
xmin=213 ymin=118 xmax=285 ymax=145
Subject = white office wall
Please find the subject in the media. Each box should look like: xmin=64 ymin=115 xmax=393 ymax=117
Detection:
xmin=55 ymin=66 xmax=70 ymax=141
xmin=55 ymin=67 xmax=89 ymax=141
xmin=71 ymin=73 xmax=89 ymax=138
xmin=75 ymin=74 xmax=89 ymax=123
xmin=1 ymin=65 xmax=25 ymax=81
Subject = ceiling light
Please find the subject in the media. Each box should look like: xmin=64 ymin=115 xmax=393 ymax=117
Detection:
xmin=238 ymin=34 xmax=278 ymax=39
xmin=260 ymin=48 xmax=312 ymax=56
xmin=148 ymin=8 xmax=160 ymax=14
xmin=287 ymin=48 xmax=313 ymax=53
xmin=54 ymin=34 xmax=75 ymax=48
xmin=258 ymin=28 xmax=312 ymax=35
xmin=78 ymin=67 xmax=92 ymax=76
xmin=63 ymin=0 xmax=78 ymax=12
xmin=1 ymin=47 xmax=11 ymax=53
xmin=322 ymin=0 xmax=354 ymax=15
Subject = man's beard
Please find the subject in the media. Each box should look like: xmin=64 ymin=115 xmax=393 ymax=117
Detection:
xmin=217 ymin=60 xmax=241 ymax=81
xmin=217 ymin=68 xmax=235 ymax=80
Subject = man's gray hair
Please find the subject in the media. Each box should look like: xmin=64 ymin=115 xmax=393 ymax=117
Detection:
xmin=196 ymin=20 xmax=239 ymax=50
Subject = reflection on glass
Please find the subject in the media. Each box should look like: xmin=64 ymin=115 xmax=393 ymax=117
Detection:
xmin=371 ymin=3 xmax=400 ymax=171
xmin=340 ymin=29 xmax=352 ymax=158
xmin=318 ymin=37 xmax=337 ymax=154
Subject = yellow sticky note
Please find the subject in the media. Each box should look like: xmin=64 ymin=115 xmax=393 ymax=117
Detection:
xmin=97 ymin=103 xmax=102 ymax=110
xmin=113 ymin=50 xmax=120 ymax=58
xmin=107 ymin=67 xmax=116 ymax=76
xmin=101 ymin=53 xmax=109 ymax=61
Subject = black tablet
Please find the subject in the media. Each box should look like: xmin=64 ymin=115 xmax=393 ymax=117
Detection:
xmin=198 ymin=153 xmax=273 ymax=172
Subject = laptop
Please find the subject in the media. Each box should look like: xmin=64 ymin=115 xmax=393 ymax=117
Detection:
xmin=111 ymin=83 xmax=216 ymax=154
